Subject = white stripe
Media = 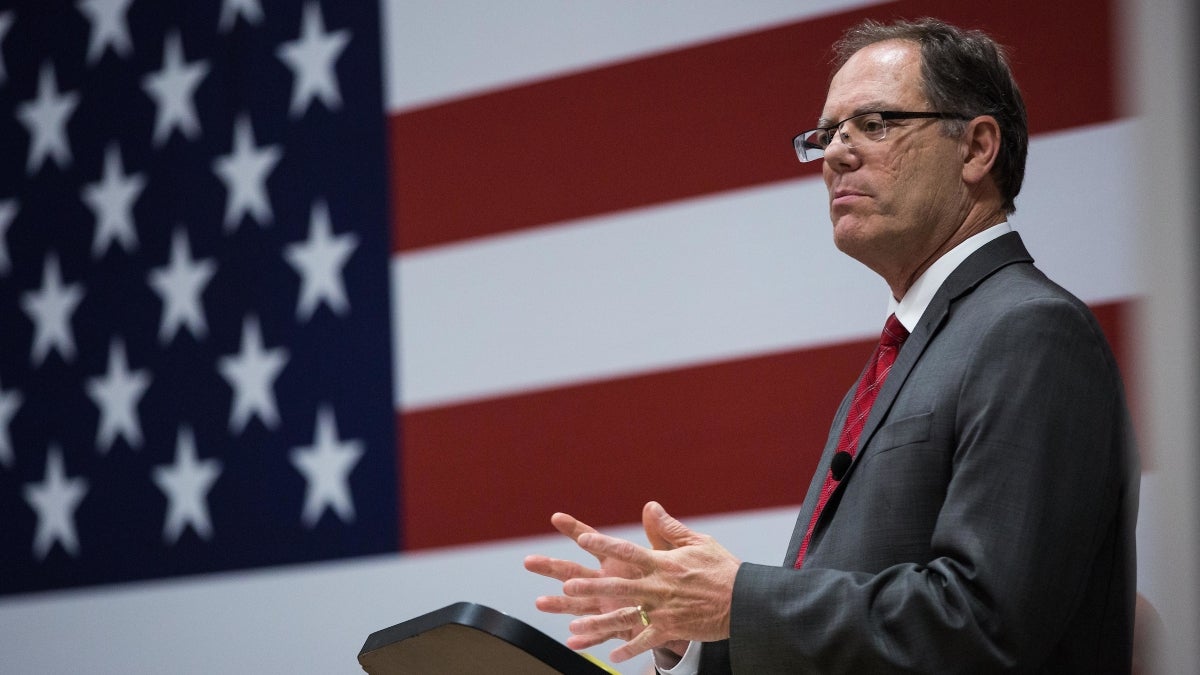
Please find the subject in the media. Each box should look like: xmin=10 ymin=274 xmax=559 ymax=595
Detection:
xmin=0 ymin=472 xmax=1169 ymax=675
xmin=0 ymin=506 xmax=798 ymax=675
xmin=1009 ymin=122 xmax=1140 ymax=303
xmin=381 ymin=0 xmax=885 ymax=112
xmin=396 ymin=119 xmax=1141 ymax=410
xmin=0 ymin=468 xmax=1167 ymax=674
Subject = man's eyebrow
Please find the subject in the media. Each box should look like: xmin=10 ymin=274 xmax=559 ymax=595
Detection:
xmin=816 ymin=102 xmax=891 ymax=128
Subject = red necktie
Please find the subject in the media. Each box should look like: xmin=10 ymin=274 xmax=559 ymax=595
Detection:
xmin=794 ymin=314 xmax=909 ymax=569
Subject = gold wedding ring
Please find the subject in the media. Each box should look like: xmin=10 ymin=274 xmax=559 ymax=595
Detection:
xmin=637 ymin=605 xmax=650 ymax=627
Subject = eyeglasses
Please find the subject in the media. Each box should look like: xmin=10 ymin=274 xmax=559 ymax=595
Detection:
xmin=793 ymin=111 xmax=969 ymax=163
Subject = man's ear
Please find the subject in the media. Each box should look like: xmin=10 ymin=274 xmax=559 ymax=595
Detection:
xmin=962 ymin=115 xmax=1001 ymax=186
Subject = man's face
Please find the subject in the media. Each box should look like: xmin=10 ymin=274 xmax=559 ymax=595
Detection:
xmin=819 ymin=40 xmax=967 ymax=280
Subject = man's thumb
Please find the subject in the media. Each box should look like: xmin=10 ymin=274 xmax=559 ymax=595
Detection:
xmin=643 ymin=501 xmax=691 ymax=550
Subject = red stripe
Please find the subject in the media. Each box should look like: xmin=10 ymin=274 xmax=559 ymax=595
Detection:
xmin=389 ymin=0 xmax=1116 ymax=252
xmin=400 ymin=299 xmax=1136 ymax=551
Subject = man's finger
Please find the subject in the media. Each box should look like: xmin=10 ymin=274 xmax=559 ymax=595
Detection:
xmin=523 ymin=555 xmax=600 ymax=582
xmin=569 ymin=605 xmax=645 ymax=638
xmin=575 ymin=532 xmax=654 ymax=570
xmin=549 ymin=512 xmax=612 ymax=564
xmin=643 ymin=501 xmax=675 ymax=551
xmin=565 ymin=630 xmax=626 ymax=651
xmin=644 ymin=501 xmax=696 ymax=549
xmin=609 ymin=624 xmax=662 ymax=663
xmin=550 ymin=512 xmax=598 ymax=542
xmin=562 ymin=575 xmax=646 ymax=600
xmin=534 ymin=594 xmax=605 ymax=617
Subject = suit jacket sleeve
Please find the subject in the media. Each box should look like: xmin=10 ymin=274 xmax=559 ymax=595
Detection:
xmin=698 ymin=282 xmax=1135 ymax=673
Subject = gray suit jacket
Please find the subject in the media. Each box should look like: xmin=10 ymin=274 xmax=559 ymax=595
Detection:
xmin=698 ymin=232 xmax=1138 ymax=673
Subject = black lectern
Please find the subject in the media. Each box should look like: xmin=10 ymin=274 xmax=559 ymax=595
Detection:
xmin=358 ymin=602 xmax=615 ymax=674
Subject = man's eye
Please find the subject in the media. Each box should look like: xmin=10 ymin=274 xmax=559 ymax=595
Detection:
xmin=860 ymin=119 xmax=885 ymax=133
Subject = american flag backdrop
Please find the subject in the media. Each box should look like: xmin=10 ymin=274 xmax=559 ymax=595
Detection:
xmin=0 ymin=0 xmax=396 ymax=595
xmin=0 ymin=0 xmax=1159 ymax=673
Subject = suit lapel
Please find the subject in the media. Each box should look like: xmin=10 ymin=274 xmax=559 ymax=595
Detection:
xmin=816 ymin=233 xmax=1035 ymax=522
xmin=785 ymin=383 xmax=857 ymax=563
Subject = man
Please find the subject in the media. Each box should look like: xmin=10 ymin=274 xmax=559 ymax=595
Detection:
xmin=525 ymin=18 xmax=1137 ymax=674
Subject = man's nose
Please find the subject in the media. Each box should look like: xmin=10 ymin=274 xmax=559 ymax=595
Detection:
xmin=822 ymin=129 xmax=857 ymax=169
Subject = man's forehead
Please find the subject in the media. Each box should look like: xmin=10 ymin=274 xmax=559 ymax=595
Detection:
xmin=819 ymin=41 xmax=923 ymax=122
xmin=840 ymin=39 xmax=918 ymax=71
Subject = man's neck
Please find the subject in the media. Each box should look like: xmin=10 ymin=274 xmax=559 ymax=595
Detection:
xmin=888 ymin=205 xmax=1007 ymax=299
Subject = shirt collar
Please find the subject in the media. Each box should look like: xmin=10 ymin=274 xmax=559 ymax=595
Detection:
xmin=886 ymin=222 xmax=1012 ymax=332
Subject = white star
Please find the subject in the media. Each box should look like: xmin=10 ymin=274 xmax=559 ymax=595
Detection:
xmin=21 ymin=254 xmax=85 ymax=367
xmin=212 ymin=114 xmax=282 ymax=231
xmin=0 ymin=11 xmax=14 ymax=85
xmin=218 ymin=315 xmax=289 ymax=434
xmin=0 ymin=378 xmax=23 ymax=468
xmin=16 ymin=62 xmax=80 ymax=174
xmin=81 ymin=144 xmax=146 ymax=258
xmin=142 ymin=30 xmax=209 ymax=146
xmin=85 ymin=338 xmax=152 ymax=453
xmin=291 ymin=404 xmax=363 ymax=527
xmin=78 ymin=0 xmax=135 ymax=64
xmin=147 ymin=227 xmax=216 ymax=344
xmin=284 ymin=199 xmax=358 ymax=322
xmin=276 ymin=2 xmax=350 ymax=117
xmin=152 ymin=426 xmax=221 ymax=544
xmin=0 ymin=199 xmax=18 ymax=276
xmin=23 ymin=446 xmax=88 ymax=559
xmin=218 ymin=0 xmax=263 ymax=33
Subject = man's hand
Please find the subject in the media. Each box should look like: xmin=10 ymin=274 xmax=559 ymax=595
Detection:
xmin=524 ymin=510 xmax=647 ymax=647
xmin=524 ymin=502 xmax=741 ymax=663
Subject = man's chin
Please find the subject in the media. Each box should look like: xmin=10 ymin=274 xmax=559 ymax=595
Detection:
xmin=831 ymin=217 xmax=867 ymax=253
xmin=831 ymin=220 xmax=892 ymax=270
